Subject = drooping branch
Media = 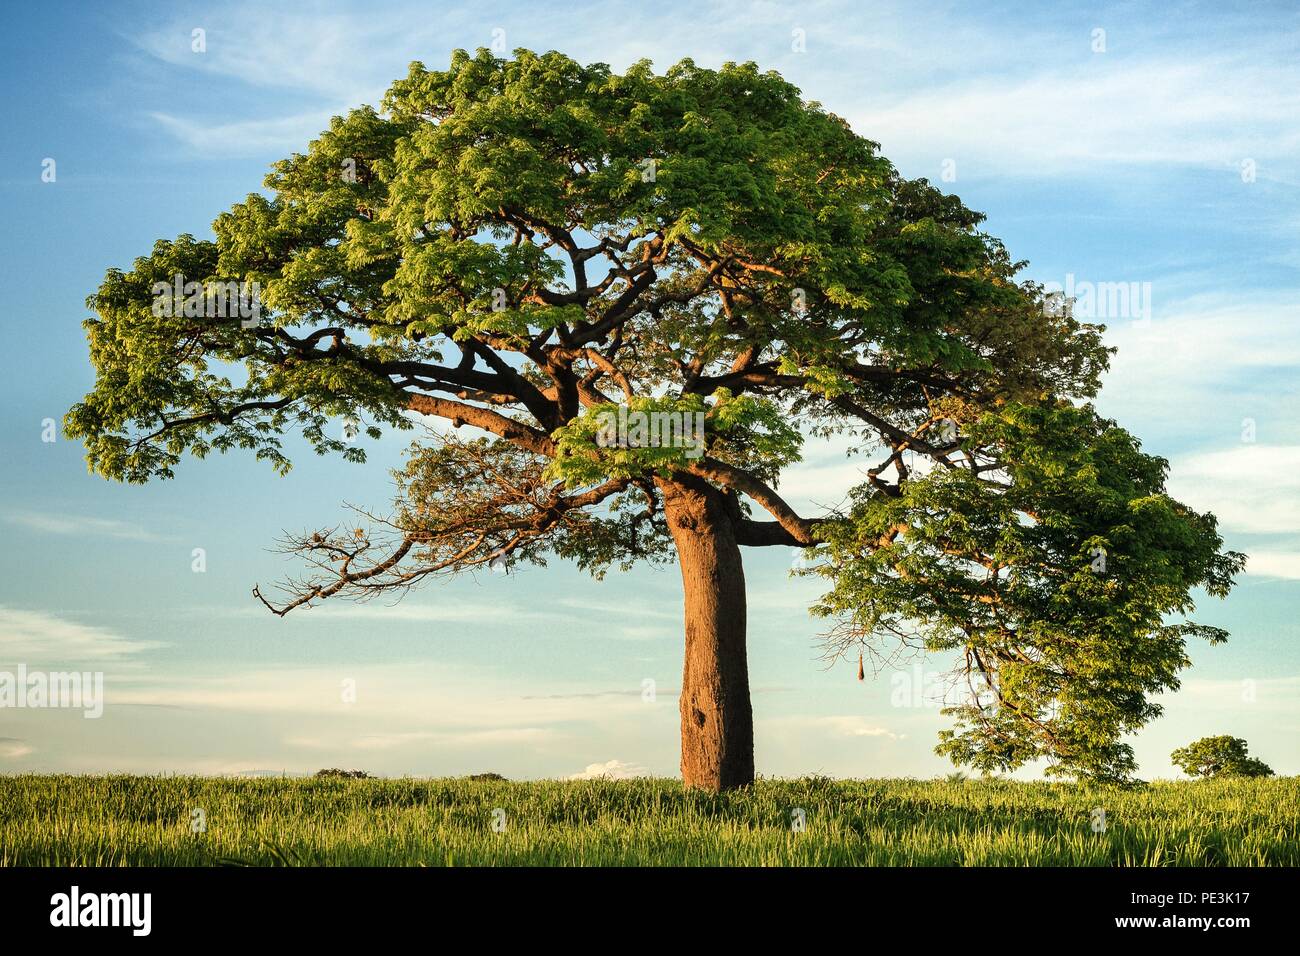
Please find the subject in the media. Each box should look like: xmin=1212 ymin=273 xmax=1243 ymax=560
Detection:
xmin=253 ymin=527 xmax=477 ymax=617
xmin=253 ymin=433 xmax=637 ymax=614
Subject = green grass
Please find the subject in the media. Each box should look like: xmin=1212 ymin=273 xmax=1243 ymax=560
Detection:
xmin=1 ymin=774 xmax=1296 ymax=866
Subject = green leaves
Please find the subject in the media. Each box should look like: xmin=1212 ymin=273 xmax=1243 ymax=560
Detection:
xmin=67 ymin=48 xmax=1243 ymax=783
xmin=812 ymin=401 xmax=1246 ymax=782
xmin=66 ymin=228 xmax=412 ymax=482
xmin=1171 ymin=736 xmax=1274 ymax=779
xmin=545 ymin=389 xmax=802 ymax=486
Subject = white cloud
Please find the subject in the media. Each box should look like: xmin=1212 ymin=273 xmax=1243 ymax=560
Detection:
xmin=850 ymin=57 xmax=1300 ymax=179
xmin=111 ymin=661 xmax=655 ymax=728
xmin=46 ymin=661 xmax=671 ymax=775
xmin=568 ymin=758 xmax=649 ymax=780
xmin=358 ymin=727 xmax=552 ymax=748
xmin=295 ymin=595 xmax=664 ymax=637
xmin=748 ymin=578 xmax=823 ymax=613
xmin=129 ymin=1 xmax=468 ymax=154
xmin=5 ymin=511 xmax=168 ymax=542
xmin=310 ymin=601 xmax=537 ymax=623
xmin=1097 ymin=292 xmax=1300 ymax=445
xmin=0 ymin=606 xmax=164 ymax=663
xmin=555 ymin=597 xmax=679 ymax=621
xmin=0 ymin=738 xmax=33 ymax=759
xmin=1157 ymin=676 xmax=1300 ymax=715
xmin=121 ymin=0 xmax=1300 ymax=187
xmin=1105 ymin=294 xmax=1300 ymax=389
xmin=132 ymin=5 xmax=413 ymax=100
xmin=147 ymin=110 xmax=339 ymax=157
xmin=1167 ymin=445 xmax=1300 ymax=535
xmin=286 ymin=727 xmax=553 ymax=751
xmin=770 ymin=714 xmax=903 ymax=740
xmin=1240 ymin=551 xmax=1300 ymax=581
xmin=773 ymin=456 xmax=869 ymax=514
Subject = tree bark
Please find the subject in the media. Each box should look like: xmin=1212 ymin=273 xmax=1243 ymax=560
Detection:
xmin=658 ymin=476 xmax=755 ymax=791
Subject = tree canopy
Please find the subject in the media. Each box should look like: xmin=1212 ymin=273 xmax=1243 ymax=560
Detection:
xmin=68 ymin=48 xmax=1244 ymax=785
xmin=1171 ymin=736 xmax=1274 ymax=779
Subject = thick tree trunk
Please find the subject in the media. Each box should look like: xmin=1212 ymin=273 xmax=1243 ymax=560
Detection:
xmin=658 ymin=476 xmax=754 ymax=791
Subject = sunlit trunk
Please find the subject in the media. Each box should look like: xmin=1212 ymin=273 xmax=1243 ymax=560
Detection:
xmin=659 ymin=477 xmax=754 ymax=791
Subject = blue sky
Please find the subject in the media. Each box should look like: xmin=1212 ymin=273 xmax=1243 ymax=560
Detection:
xmin=1 ymin=0 xmax=1297 ymax=780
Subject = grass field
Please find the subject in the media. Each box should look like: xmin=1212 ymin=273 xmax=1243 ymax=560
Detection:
xmin=1 ymin=774 xmax=1296 ymax=866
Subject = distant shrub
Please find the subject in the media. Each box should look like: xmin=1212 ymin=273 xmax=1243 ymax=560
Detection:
xmin=467 ymin=772 xmax=507 ymax=782
xmin=1171 ymin=736 xmax=1273 ymax=779
xmin=314 ymin=768 xmax=371 ymax=779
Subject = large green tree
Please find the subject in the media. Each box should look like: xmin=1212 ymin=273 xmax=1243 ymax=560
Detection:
xmin=69 ymin=49 xmax=1243 ymax=789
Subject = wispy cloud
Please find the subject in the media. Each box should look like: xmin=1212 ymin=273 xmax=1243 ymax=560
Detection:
xmin=1157 ymin=676 xmax=1300 ymax=715
xmin=0 ymin=738 xmax=34 ymax=759
xmin=768 ymin=714 xmax=904 ymax=740
xmin=131 ymin=4 xmax=424 ymax=100
xmin=109 ymin=661 xmax=657 ymax=727
xmin=1096 ymin=291 xmax=1300 ymax=450
xmin=291 ymin=593 xmax=675 ymax=640
xmin=50 ymin=660 xmax=676 ymax=775
xmin=308 ymin=601 xmax=539 ymax=623
xmin=1240 ymin=551 xmax=1300 ymax=581
xmin=147 ymin=109 xmax=338 ymax=157
xmin=5 ymin=511 xmax=169 ymax=543
xmin=123 ymin=1 xmax=1300 ymax=191
xmin=851 ymin=57 xmax=1300 ymax=179
xmin=288 ymin=727 xmax=554 ymax=751
xmin=0 ymin=606 xmax=164 ymax=664
xmin=1105 ymin=293 xmax=1300 ymax=391
xmin=554 ymin=596 xmax=679 ymax=621
xmin=522 ymin=688 xmax=662 ymax=700
xmin=1168 ymin=445 xmax=1300 ymax=536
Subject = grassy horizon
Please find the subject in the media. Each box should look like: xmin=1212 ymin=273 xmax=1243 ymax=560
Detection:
xmin=2 ymin=774 xmax=1296 ymax=866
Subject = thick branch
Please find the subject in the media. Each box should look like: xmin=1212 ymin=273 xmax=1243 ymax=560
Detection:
xmin=404 ymin=393 xmax=556 ymax=456
xmin=685 ymin=457 xmax=817 ymax=545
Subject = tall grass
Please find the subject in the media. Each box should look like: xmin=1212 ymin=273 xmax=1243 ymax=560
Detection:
xmin=1 ymin=774 xmax=1295 ymax=866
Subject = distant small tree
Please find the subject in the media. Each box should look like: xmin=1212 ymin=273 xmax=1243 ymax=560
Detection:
xmin=1170 ymin=736 xmax=1273 ymax=779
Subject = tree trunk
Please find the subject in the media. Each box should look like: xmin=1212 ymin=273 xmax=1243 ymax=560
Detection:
xmin=658 ymin=476 xmax=754 ymax=791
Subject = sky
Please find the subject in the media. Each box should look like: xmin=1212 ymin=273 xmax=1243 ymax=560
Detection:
xmin=0 ymin=0 xmax=1297 ymax=781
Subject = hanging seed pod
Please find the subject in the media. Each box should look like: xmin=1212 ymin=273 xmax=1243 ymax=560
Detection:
xmin=857 ymin=651 xmax=865 ymax=682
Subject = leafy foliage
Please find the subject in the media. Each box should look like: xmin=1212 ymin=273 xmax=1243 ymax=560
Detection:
xmin=1171 ymin=736 xmax=1274 ymax=779
xmin=546 ymin=388 xmax=801 ymax=486
xmin=68 ymin=48 xmax=1242 ymax=782
xmin=812 ymin=402 xmax=1244 ymax=782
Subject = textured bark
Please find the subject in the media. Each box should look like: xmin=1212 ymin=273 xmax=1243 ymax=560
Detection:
xmin=658 ymin=476 xmax=754 ymax=791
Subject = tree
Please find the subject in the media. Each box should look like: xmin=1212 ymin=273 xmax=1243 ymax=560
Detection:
xmin=68 ymin=49 xmax=1244 ymax=790
xmin=1171 ymin=736 xmax=1273 ymax=779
